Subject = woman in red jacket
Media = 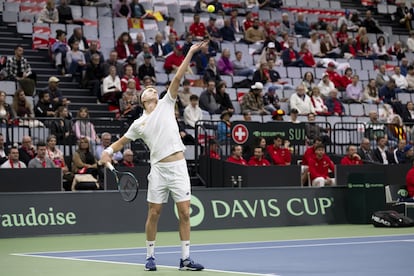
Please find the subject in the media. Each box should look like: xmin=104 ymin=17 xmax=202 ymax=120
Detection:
xmin=115 ymin=32 xmax=136 ymax=62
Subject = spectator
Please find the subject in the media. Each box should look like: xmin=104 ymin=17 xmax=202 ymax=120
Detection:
xmin=0 ymin=147 xmax=26 ymax=169
xmin=407 ymin=31 xmax=414 ymax=52
xmin=306 ymin=31 xmax=323 ymax=57
xmin=325 ymin=24 xmax=339 ymax=48
xmin=217 ymin=110 xmax=232 ymax=144
xmin=407 ymin=66 xmax=414 ymax=91
xmin=83 ymin=54 xmax=105 ymax=101
xmin=379 ymin=79 xmax=398 ymax=105
xmin=11 ymin=89 xmax=35 ymax=121
xmin=337 ymin=9 xmax=358 ymax=32
xmin=308 ymin=144 xmax=335 ymax=187
xmin=363 ymin=79 xmax=382 ymax=104
xmin=199 ymin=80 xmax=221 ymax=114
xmin=73 ymin=107 xmax=98 ymax=144
xmin=116 ymin=32 xmax=135 ymax=63
xmin=217 ymin=48 xmax=234 ymax=76
xmin=372 ymin=36 xmax=390 ymax=61
xmin=320 ymin=34 xmax=341 ymax=58
xmin=340 ymin=145 xmax=363 ymax=165
xmin=68 ymin=27 xmax=89 ymax=51
xmin=341 ymin=37 xmax=357 ymax=59
xmin=194 ymin=0 xmax=208 ymax=13
xmin=220 ymin=19 xmax=236 ymax=42
xmin=387 ymin=41 xmax=406 ymax=61
xmin=356 ymin=35 xmax=376 ymax=60
xmin=294 ymin=13 xmax=311 ymax=38
xmin=344 ymin=75 xmax=363 ymax=103
xmin=305 ymin=113 xmax=330 ymax=145
xmin=51 ymin=29 xmax=70 ymax=76
xmin=253 ymin=61 xmax=290 ymax=91
xmin=0 ymin=133 xmax=7 ymax=165
xmin=34 ymin=91 xmax=56 ymax=121
xmin=396 ymin=2 xmax=412 ymax=31
xmin=364 ymin=110 xmax=386 ymax=142
xmin=232 ymin=51 xmax=254 ymax=77
xmin=130 ymin=0 xmax=149 ymax=19
xmin=393 ymin=139 xmax=408 ymax=164
xmin=272 ymin=109 xmax=285 ymax=121
xmin=336 ymin=23 xmax=349 ymax=47
xmin=203 ymin=56 xmax=221 ymax=84
xmin=45 ymin=134 xmax=70 ymax=178
xmin=281 ymin=38 xmax=306 ymax=67
xmin=119 ymin=149 xmax=135 ymax=167
xmin=299 ymin=42 xmax=317 ymax=67
xmin=164 ymin=17 xmax=178 ymax=41
xmin=72 ymin=136 xmax=99 ymax=180
xmin=263 ymin=86 xmax=282 ymax=113
xmin=133 ymin=32 xmax=145 ymax=55
xmin=289 ymin=108 xmax=300 ymax=123
xmin=229 ymin=8 xmax=241 ymax=33
xmin=266 ymin=135 xmax=291 ymax=165
xmin=375 ymin=64 xmax=390 ymax=88
xmin=84 ymin=41 xmax=104 ymax=65
xmin=362 ymin=10 xmax=382 ymax=33
xmin=0 ymin=91 xmax=13 ymax=125
xmin=386 ymin=114 xmax=406 ymax=145
xmin=121 ymin=64 xmax=141 ymax=92
xmin=248 ymin=146 xmax=271 ymax=166
xmin=178 ymin=79 xmax=193 ymax=109
xmin=243 ymin=110 xmax=252 ymax=121
xmin=400 ymin=144 xmax=414 ymax=164
xmin=19 ymin=136 xmax=36 ymax=165
xmin=164 ymin=45 xmax=187 ymax=74
xmin=114 ymin=0 xmax=131 ymax=18
xmin=138 ymin=54 xmax=156 ymax=83
xmin=242 ymin=11 xmax=255 ymax=32
xmin=103 ymin=50 xmax=123 ymax=77
xmin=208 ymin=139 xmax=221 ymax=160
xmin=164 ymin=33 xmax=179 ymax=56
xmin=257 ymin=42 xmax=281 ymax=67
xmin=406 ymin=158 xmax=414 ymax=199
xmin=242 ymin=82 xmax=269 ymax=115
xmin=50 ymin=106 xmax=73 ymax=145
xmin=37 ymin=0 xmax=59 ymax=23
xmin=206 ymin=16 xmax=223 ymax=44
xmin=57 ymin=0 xmax=82 ymax=25
xmin=184 ymin=94 xmax=203 ymax=128
xmin=391 ymin=66 xmax=408 ymax=92
xmin=66 ymin=40 xmax=86 ymax=80
xmin=194 ymin=43 xmax=210 ymax=75
xmin=189 ymin=13 xmax=207 ymax=41
xmin=289 ymin=84 xmax=315 ymax=115
xmin=119 ymin=79 xmax=141 ymax=120
xmin=277 ymin=13 xmax=294 ymax=36
xmin=310 ymin=87 xmax=329 ymax=115
xmin=43 ymin=76 xmax=68 ymax=108
xmin=176 ymin=111 xmax=196 ymax=145
xmin=95 ymin=132 xmax=123 ymax=163
xmin=215 ymin=81 xmax=234 ymax=113
xmin=226 ymin=145 xmax=247 ymax=165
xmin=372 ymin=136 xmax=395 ymax=164
xmin=245 ymin=18 xmax=266 ymax=44
xmin=400 ymin=58 xmax=409 ymax=76
xmin=102 ymin=65 xmax=122 ymax=104
xmin=325 ymin=89 xmax=345 ymax=116
xmin=151 ymin=33 xmax=167 ymax=60
xmin=357 ymin=137 xmax=375 ymax=163
xmin=325 ymin=62 xmax=348 ymax=91
xmin=317 ymin=73 xmax=335 ymax=98
xmin=28 ymin=142 xmax=55 ymax=168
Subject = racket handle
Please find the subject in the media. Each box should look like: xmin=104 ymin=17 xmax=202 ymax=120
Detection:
xmin=106 ymin=162 xmax=115 ymax=171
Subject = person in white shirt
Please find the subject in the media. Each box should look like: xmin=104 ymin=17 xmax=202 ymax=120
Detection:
xmin=407 ymin=30 xmax=414 ymax=52
xmin=183 ymin=95 xmax=203 ymax=128
xmin=290 ymin=84 xmax=315 ymax=115
xmin=391 ymin=66 xmax=408 ymax=92
xmin=306 ymin=31 xmax=323 ymax=57
xmin=317 ymin=74 xmax=335 ymax=98
xmin=0 ymin=147 xmax=26 ymax=169
xmin=101 ymin=65 xmax=122 ymax=104
xmin=99 ymin=42 xmax=206 ymax=272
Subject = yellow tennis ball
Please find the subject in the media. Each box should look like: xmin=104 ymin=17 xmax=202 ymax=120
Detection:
xmin=207 ymin=5 xmax=215 ymax=13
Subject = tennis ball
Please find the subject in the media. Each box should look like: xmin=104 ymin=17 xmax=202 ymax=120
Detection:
xmin=207 ymin=5 xmax=215 ymax=13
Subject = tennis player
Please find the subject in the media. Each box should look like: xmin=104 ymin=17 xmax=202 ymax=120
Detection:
xmin=99 ymin=42 xmax=206 ymax=271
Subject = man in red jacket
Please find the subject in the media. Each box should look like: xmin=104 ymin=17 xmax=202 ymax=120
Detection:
xmin=266 ymin=135 xmax=291 ymax=165
xmin=248 ymin=146 xmax=271 ymax=166
xmin=340 ymin=145 xmax=363 ymax=165
xmin=325 ymin=62 xmax=348 ymax=90
xmin=308 ymin=144 xmax=335 ymax=187
xmin=226 ymin=145 xmax=247 ymax=165
xmin=164 ymin=45 xmax=185 ymax=74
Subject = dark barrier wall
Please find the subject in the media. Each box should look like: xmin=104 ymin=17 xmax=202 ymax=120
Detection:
xmin=0 ymin=168 xmax=62 ymax=192
xmin=0 ymin=187 xmax=348 ymax=238
xmin=105 ymin=166 xmax=150 ymax=190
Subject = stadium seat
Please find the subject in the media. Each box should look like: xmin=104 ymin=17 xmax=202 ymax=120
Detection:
xmin=348 ymin=104 xmax=365 ymax=117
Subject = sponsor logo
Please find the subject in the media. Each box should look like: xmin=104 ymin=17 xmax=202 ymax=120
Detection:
xmin=0 ymin=207 xmax=76 ymax=227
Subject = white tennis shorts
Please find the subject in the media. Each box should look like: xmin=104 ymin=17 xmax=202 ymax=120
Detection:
xmin=147 ymin=158 xmax=191 ymax=204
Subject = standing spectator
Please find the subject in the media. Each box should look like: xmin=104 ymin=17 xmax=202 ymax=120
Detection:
xmin=226 ymin=145 xmax=247 ymax=165
xmin=266 ymin=135 xmax=291 ymax=165
xmin=325 ymin=89 xmax=345 ymax=116
xmin=248 ymin=146 xmax=271 ymax=166
xmin=308 ymin=144 xmax=335 ymax=187
xmin=114 ymin=0 xmax=131 ymax=18
xmin=37 ymin=0 xmax=59 ymax=23
xmin=95 ymin=132 xmax=123 ymax=163
xmin=289 ymin=84 xmax=315 ymax=115
xmin=0 ymin=147 xmax=26 ymax=169
xmin=241 ymin=82 xmax=270 ymax=115
xmin=184 ymin=94 xmax=203 ymax=128
xmin=68 ymin=28 xmax=89 ymax=51
xmin=199 ymin=80 xmax=221 ymax=114
xmin=116 ymin=32 xmax=135 ymax=62
xmin=83 ymin=54 xmax=105 ymax=101
xmin=102 ymin=66 xmax=122 ymax=104
xmin=50 ymin=106 xmax=73 ymax=145
xmin=28 ymin=142 xmax=55 ymax=168
xmin=19 ymin=136 xmax=36 ymax=165
xmin=217 ymin=110 xmax=232 ymax=144
xmin=340 ymin=145 xmax=363 ymax=165
xmin=0 ymin=91 xmax=14 ymax=125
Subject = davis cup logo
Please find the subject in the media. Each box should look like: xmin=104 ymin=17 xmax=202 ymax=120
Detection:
xmin=232 ymin=124 xmax=249 ymax=144
xmin=174 ymin=195 xmax=205 ymax=227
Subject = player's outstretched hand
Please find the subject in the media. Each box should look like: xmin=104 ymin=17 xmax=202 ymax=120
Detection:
xmin=188 ymin=41 xmax=209 ymax=54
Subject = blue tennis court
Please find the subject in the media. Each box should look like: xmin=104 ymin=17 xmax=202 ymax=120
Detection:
xmin=15 ymin=234 xmax=414 ymax=275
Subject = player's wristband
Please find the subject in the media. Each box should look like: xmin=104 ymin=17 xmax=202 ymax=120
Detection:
xmin=103 ymin=147 xmax=114 ymax=156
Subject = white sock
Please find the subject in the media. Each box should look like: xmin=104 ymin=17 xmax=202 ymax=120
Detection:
xmin=146 ymin=240 xmax=155 ymax=259
xmin=181 ymin=240 xmax=190 ymax=260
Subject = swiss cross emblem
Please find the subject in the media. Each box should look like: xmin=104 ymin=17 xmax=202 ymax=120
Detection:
xmin=232 ymin=124 xmax=249 ymax=144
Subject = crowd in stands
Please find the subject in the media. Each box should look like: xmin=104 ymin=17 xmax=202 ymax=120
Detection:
xmin=3 ymin=0 xmax=414 ymax=193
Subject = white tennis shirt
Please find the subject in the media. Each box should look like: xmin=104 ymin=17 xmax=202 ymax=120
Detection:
xmin=124 ymin=90 xmax=185 ymax=165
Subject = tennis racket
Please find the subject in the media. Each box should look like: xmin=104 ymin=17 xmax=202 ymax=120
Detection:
xmin=106 ymin=162 xmax=139 ymax=202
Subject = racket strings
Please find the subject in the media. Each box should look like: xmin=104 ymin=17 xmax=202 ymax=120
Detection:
xmin=119 ymin=174 xmax=138 ymax=201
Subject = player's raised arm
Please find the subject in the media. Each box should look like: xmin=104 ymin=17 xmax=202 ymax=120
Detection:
xmin=99 ymin=136 xmax=131 ymax=165
xmin=169 ymin=41 xmax=208 ymax=98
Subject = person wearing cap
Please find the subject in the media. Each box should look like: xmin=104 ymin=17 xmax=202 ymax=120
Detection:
xmin=138 ymin=53 xmax=156 ymax=83
xmin=257 ymin=41 xmax=280 ymax=66
xmin=272 ymin=109 xmax=285 ymax=121
xmin=189 ymin=13 xmax=207 ymax=41
xmin=401 ymin=143 xmax=414 ymax=164
xmin=51 ymin=29 xmax=70 ymax=76
xmin=325 ymin=61 xmax=348 ymax=91
xmin=245 ymin=18 xmax=266 ymax=44
xmin=340 ymin=145 xmax=363 ymax=165
xmin=241 ymin=82 xmax=270 ymax=115
xmin=43 ymin=76 xmax=69 ymax=108
xmin=217 ymin=110 xmax=232 ymax=144
xmin=289 ymin=84 xmax=315 ymax=115
xmin=263 ymin=86 xmax=281 ymax=113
